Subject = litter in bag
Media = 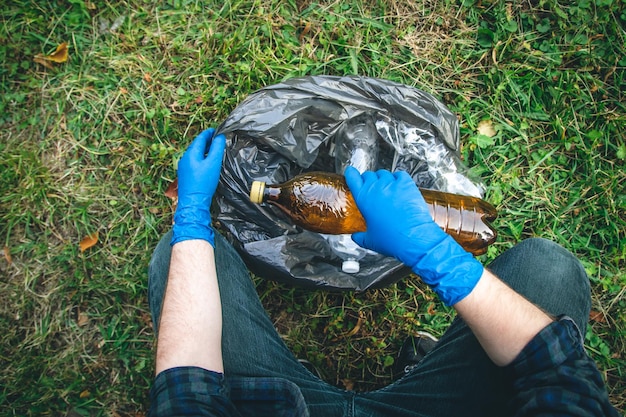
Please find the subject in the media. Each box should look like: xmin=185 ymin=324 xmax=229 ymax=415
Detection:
xmin=214 ymin=75 xmax=483 ymax=290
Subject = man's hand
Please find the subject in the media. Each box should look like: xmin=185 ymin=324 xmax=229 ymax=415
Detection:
xmin=171 ymin=128 xmax=226 ymax=246
xmin=344 ymin=167 xmax=483 ymax=306
xmin=345 ymin=167 xmax=554 ymax=365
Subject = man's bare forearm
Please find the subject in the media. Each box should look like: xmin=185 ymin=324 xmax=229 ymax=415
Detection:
xmin=155 ymin=239 xmax=223 ymax=375
xmin=454 ymin=269 xmax=554 ymax=366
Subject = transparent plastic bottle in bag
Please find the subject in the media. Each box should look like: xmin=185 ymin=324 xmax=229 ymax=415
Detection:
xmin=325 ymin=233 xmax=368 ymax=273
xmin=334 ymin=113 xmax=379 ymax=174
xmin=329 ymin=113 xmax=380 ymax=273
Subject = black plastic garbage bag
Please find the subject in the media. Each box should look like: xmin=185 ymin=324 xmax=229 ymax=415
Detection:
xmin=214 ymin=75 xmax=483 ymax=291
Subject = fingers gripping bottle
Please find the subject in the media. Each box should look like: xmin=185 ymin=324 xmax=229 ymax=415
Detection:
xmin=249 ymin=171 xmax=498 ymax=256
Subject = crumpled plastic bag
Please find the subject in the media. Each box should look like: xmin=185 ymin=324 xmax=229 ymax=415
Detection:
xmin=214 ymin=75 xmax=483 ymax=291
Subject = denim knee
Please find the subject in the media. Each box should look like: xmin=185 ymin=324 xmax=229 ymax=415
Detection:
xmin=488 ymin=238 xmax=591 ymax=333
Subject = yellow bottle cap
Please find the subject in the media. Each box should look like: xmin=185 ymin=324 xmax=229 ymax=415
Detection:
xmin=249 ymin=181 xmax=266 ymax=204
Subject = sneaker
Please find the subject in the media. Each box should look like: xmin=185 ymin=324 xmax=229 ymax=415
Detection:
xmin=394 ymin=331 xmax=439 ymax=377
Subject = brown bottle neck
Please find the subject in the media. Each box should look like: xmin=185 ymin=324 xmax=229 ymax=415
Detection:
xmin=265 ymin=186 xmax=281 ymax=201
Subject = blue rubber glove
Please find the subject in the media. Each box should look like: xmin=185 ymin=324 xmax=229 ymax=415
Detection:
xmin=344 ymin=167 xmax=483 ymax=306
xmin=171 ymin=128 xmax=226 ymax=247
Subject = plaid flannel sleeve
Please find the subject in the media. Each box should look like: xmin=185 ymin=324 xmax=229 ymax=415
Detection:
xmin=149 ymin=367 xmax=240 ymax=417
xmin=507 ymin=317 xmax=620 ymax=417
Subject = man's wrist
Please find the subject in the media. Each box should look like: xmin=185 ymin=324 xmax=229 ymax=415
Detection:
xmin=171 ymin=206 xmax=215 ymax=246
xmin=411 ymin=235 xmax=483 ymax=306
xmin=171 ymin=224 xmax=215 ymax=246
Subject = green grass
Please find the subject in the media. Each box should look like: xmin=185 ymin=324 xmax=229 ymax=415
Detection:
xmin=1 ymin=0 xmax=624 ymax=414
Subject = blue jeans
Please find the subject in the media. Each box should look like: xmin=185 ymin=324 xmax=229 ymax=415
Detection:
xmin=148 ymin=232 xmax=591 ymax=417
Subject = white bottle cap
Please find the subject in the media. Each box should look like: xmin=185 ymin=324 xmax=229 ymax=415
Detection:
xmin=342 ymin=260 xmax=360 ymax=273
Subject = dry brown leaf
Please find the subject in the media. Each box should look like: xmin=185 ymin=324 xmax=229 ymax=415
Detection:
xmin=33 ymin=56 xmax=54 ymax=69
xmin=165 ymin=178 xmax=179 ymax=199
xmin=77 ymin=311 xmax=89 ymax=327
xmin=427 ymin=302 xmax=436 ymax=316
xmin=589 ymin=310 xmax=606 ymax=323
xmin=79 ymin=232 xmax=99 ymax=252
xmin=299 ymin=21 xmax=312 ymax=42
xmin=341 ymin=379 xmax=355 ymax=391
xmin=47 ymin=42 xmax=69 ymax=62
xmin=345 ymin=311 xmax=366 ymax=337
xmin=140 ymin=311 xmax=153 ymax=329
xmin=165 ymin=179 xmax=179 ymax=221
xmin=477 ymin=120 xmax=496 ymax=138
xmin=33 ymin=42 xmax=69 ymax=68
xmin=3 ymin=246 xmax=11 ymax=264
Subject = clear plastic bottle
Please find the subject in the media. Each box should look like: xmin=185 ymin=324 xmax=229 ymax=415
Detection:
xmin=324 ymin=233 xmax=368 ymax=273
xmin=330 ymin=113 xmax=380 ymax=272
xmin=334 ymin=113 xmax=379 ymax=175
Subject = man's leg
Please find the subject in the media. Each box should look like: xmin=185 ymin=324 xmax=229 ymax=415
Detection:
xmin=356 ymin=238 xmax=591 ymax=417
xmin=486 ymin=237 xmax=591 ymax=332
xmin=148 ymin=231 xmax=350 ymax=416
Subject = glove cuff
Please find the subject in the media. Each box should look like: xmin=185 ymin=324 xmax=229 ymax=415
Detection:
xmin=171 ymin=206 xmax=215 ymax=247
xmin=411 ymin=235 xmax=483 ymax=306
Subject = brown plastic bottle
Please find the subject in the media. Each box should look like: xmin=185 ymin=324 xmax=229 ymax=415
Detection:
xmin=249 ymin=171 xmax=497 ymax=255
